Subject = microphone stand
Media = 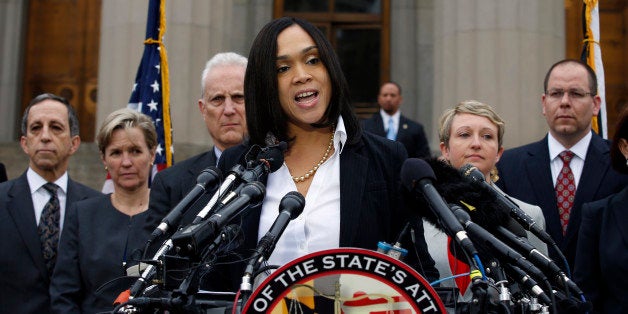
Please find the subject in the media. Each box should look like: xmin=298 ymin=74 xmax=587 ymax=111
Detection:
xmin=166 ymin=224 xmax=244 ymax=313
xmin=485 ymin=259 xmax=512 ymax=313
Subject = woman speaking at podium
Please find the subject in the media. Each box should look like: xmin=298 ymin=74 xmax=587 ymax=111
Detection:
xmin=210 ymin=17 xmax=439 ymax=298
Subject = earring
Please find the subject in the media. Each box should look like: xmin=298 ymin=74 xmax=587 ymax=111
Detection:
xmin=104 ymin=166 xmax=108 ymax=171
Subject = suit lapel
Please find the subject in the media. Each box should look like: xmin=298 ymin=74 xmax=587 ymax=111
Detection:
xmin=338 ymin=141 xmax=368 ymax=246
xmin=6 ymin=174 xmax=49 ymax=278
xmin=525 ymin=139 xmax=564 ymax=243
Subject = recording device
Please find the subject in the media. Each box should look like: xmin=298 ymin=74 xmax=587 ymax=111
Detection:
xmin=459 ymin=164 xmax=556 ymax=247
xmin=400 ymin=158 xmax=479 ymax=259
xmin=151 ymin=167 xmax=222 ymax=240
xmin=171 ymin=181 xmax=265 ymax=257
xmin=193 ymin=142 xmax=286 ymax=223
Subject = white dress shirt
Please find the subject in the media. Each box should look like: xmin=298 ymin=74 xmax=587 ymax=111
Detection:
xmin=547 ymin=131 xmax=591 ymax=188
xmin=258 ymin=117 xmax=348 ymax=268
xmin=27 ymin=168 xmax=69 ymax=230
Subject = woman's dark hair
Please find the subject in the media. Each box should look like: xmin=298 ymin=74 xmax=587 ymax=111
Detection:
xmin=610 ymin=108 xmax=628 ymax=174
xmin=244 ymin=17 xmax=362 ymax=146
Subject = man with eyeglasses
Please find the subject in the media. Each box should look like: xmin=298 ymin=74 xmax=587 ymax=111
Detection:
xmin=148 ymin=52 xmax=248 ymax=236
xmin=496 ymin=59 xmax=628 ymax=272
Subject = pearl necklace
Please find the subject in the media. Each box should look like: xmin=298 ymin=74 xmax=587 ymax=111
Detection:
xmin=292 ymin=132 xmax=335 ymax=183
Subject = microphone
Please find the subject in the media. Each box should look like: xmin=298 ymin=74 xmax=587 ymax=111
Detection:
xmin=171 ymin=181 xmax=265 ymax=257
xmin=494 ymin=226 xmax=583 ymax=297
xmin=251 ymin=191 xmax=305 ymax=267
xmin=459 ymin=164 xmax=556 ymax=247
xmin=151 ymin=167 xmax=222 ymax=240
xmin=452 ymin=206 xmax=547 ymax=283
xmin=193 ymin=164 xmax=245 ymax=224
xmin=240 ymin=191 xmax=305 ymax=299
xmin=400 ymin=158 xmax=479 ymax=259
xmin=192 ymin=142 xmax=286 ymax=223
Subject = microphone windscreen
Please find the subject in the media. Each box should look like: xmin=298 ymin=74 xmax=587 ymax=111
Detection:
xmin=422 ymin=158 xmax=511 ymax=231
xmin=400 ymin=158 xmax=436 ymax=191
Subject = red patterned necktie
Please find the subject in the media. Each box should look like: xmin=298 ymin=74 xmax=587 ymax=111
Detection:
xmin=555 ymin=151 xmax=575 ymax=235
xmin=39 ymin=182 xmax=60 ymax=275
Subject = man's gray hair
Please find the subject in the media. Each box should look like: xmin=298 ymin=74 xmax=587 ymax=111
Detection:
xmin=200 ymin=52 xmax=248 ymax=98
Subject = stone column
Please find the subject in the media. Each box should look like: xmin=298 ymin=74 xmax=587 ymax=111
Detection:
xmin=0 ymin=0 xmax=27 ymax=141
xmin=432 ymin=0 xmax=565 ymax=148
xmin=98 ymin=0 xmax=272 ymax=148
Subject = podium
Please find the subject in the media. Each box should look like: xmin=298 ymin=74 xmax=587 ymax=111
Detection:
xmin=242 ymin=248 xmax=446 ymax=314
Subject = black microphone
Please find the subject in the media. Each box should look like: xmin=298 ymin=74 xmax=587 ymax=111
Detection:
xmin=494 ymin=226 xmax=583 ymax=297
xmin=151 ymin=167 xmax=222 ymax=240
xmin=240 ymin=191 xmax=305 ymax=297
xmin=401 ymin=158 xmax=479 ymax=259
xmin=193 ymin=142 xmax=286 ymax=223
xmin=193 ymin=164 xmax=245 ymax=224
xmin=171 ymin=181 xmax=265 ymax=257
xmin=459 ymin=164 xmax=556 ymax=247
xmin=452 ymin=206 xmax=547 ymax=283
xmin=253 ymin=191 xmax=305 ymax=264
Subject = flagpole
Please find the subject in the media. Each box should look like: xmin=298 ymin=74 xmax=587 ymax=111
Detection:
xmin=582 ymin=0 xmax=607 ymax=138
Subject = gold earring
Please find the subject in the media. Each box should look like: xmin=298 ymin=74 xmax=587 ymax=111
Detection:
xmin=104 ymin=166 xmax=108 ymax=171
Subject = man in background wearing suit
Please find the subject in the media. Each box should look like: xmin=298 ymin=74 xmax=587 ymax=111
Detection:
xmin=149 ymin=52 xmax=248 ymax=229
xmin=0 ymin=93 xmax=100 ymax=314
xmin=362 ymin=81 xmax=431 ymax=158
xmin=496 ymin=59 xmax=628 ymax=270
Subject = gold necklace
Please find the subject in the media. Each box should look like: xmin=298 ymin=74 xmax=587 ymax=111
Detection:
xmin=292 ymin=132 xmax=335 ymax=183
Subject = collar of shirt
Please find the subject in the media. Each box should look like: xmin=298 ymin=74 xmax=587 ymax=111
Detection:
xmin=547 ymin=131 xmax=591 ymax=161
xmin=257 ymin=116 xmax=346 ymax=268
xmin=547 ymin=131 xmax=591 ymax=187
xmin=379 ymin=109 xmax=400 ymax=132
xmin=334 ymin=115 xmax=348 ymax=154
xmin=26 ymin=167 xmax=69 ymax=227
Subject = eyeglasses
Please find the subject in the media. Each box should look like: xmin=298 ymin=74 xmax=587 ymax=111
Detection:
xmin=546 ymin=89 xmax=593 ymax=100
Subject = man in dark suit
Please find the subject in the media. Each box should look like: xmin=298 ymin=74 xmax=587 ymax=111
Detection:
xmin=0 ymin=93 xmax=100 ymax=314
xmin=496 ymin=59 xmax=628 ymax=270
xmin=362 ymin=81 xmax=431 ymax=158
xmin=149 ymin=52 xmax=248 ymax=229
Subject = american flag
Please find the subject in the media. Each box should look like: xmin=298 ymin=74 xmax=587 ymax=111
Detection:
xmin=103 ymin=0 xmax=173 ymax=193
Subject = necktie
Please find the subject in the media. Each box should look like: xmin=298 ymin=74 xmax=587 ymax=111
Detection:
xmin=39 ymin=182 xmax=60 ymax=275
xmin=555 ymin=151 xmax=575 ymax=235
xmin=386 ymin=117 xmax=396 ymax=140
